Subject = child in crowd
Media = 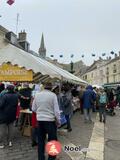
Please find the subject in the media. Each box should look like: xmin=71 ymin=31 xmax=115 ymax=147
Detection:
xmin=98 ymin=88 xmax=107 ymax=123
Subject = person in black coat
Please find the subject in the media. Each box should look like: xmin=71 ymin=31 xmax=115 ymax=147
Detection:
xmin=0 ymin=83 xmax=5 ymax=93
xmin=18 ymin=83 xmax=32 ymax=129
xmin=0 ymin=84 xmax=18 ymax=148
xmin=19 ymin=83 xmax=32 ymax=109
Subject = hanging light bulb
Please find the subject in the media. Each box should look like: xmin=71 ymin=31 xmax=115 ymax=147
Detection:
xmin=7 ymin=0 xmax=15 ymax=5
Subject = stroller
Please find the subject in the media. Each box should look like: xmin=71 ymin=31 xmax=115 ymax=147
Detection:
xmin=106 ymin=100 xmax=116 ymax=116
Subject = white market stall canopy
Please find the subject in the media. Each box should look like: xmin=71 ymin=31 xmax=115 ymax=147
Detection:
xmin=0 ymin=44 xmax=87 ymax=84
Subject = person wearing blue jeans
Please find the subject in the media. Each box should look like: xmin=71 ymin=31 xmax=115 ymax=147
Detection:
xmin=59 ymin=84 xmax=73 ymax=132
xmin=99 ymin=105 xmax=106 ymax=123
xmin=65 ymin=115 xmax=72 ymax=131
xmin=82 ymin=85 xmax=96 ymax=123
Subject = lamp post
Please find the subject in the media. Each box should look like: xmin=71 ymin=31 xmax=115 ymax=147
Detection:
xmin=70 ymin=54 xmax=74 ymax=74
xmin=70 ymin=61 xmax=74 ymax=73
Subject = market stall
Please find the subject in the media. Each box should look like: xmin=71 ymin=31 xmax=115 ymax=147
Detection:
xmin=0 ymin=44 xmax=87 ymax=85
xmin=0 ymin=44 xmax=88 ymax=132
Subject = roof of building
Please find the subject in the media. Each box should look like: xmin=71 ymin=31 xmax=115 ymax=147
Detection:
xmin=80 ymin=59 xmax=109 ymax=75
xmin=105 ymin=56 xmax=120 ymax=66
xmin=0 ymin=25 xmax=9 ymax=33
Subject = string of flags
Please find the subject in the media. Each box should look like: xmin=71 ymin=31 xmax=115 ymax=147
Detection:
xmin=7 ymin=0 xmax=15 ymax=5
xmin=50 ymin=51 xmax=115 ymax=59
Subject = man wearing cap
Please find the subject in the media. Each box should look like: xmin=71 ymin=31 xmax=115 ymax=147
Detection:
xmin=32 ymin=82 xmax=61 ymax=160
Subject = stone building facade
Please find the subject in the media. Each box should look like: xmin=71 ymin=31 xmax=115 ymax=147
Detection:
xmin=0 ymin=25 xmax=8 ymax=48
xmin=81 ymin=54 xmax=120 ymax=85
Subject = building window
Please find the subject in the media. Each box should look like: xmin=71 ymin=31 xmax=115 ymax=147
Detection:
xmin=113 ymin=75 xmax=115 ymax=82
xmin=106 ymin=67 xmax=109 ymax=75
xmin=113 ymin=64 xmax=117 ymax=73
xmin=100 ymin=70 xmax=103 ymax=76
xmin=91 ymin=73 xmax=93 ymax=78
xmin=107 ymin=76 xmax=109 ymax=83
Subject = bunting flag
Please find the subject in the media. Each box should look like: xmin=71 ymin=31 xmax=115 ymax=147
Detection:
xmin=110 ymin=51 xmax=114 ymax=55
xmin=7 ymin=0 xmax=15 ymax=5
xmin=81 ymin=54 xmax=84 ymax=58
xmin=102 ymin=53 xmax=106 ymax=56
xmin=50 ymin=55 xmax=54 ymax=57
xmin=59 ymin=55 xmax=63 ymax=58
xmin=70 ymin=54 xmax=74 ymax=58
xmin=92 ymin=54 xmax=95 ymax=57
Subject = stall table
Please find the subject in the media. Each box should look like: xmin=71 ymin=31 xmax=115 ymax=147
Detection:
xmin=20 ymin=109 xmax=32 ymax=137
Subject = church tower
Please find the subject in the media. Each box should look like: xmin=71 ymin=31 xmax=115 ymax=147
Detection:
xmin=38 ymin=33 xmax=46 ymax=59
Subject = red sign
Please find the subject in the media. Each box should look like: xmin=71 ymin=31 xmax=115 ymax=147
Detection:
xmin=45 ymin=140 xmax=62 ymax=156
xmin=7 ymin=0 xmax=15 ymax=5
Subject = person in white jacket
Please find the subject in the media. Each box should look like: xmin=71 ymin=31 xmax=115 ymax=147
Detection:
xmin=32 ymin=82 xmax=61 ymax=160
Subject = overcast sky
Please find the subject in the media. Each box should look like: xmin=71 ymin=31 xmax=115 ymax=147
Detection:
xmin=0 ymin=0 xmax=120 ymax=65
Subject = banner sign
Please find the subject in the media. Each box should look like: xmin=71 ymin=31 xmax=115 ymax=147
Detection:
xmin=0 ymin=63 xmax=33 ymax=81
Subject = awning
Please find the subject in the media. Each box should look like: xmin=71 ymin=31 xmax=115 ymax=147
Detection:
xmin=0 ymin=44 xmax=87 ymax=84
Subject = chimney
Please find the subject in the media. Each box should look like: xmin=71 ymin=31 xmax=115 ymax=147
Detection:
xmin=18 ymin=30 xmax=27 ymax=41
xmin=5 ymin=32 xmax=17 ymax=44
xmin=109 ymin=56 xmax=111 ymax=60
xmin=53 ymin=59 xmax=58 ymax=64
xmin=106 ymin=56 xmax=109 ymax=60
xmin=115 ymin=53 xmax=117 ymax=58
xmin=18 ymin=30 xmax=30 ymax=52
xmin=119 ymin=51 xmax=120 ymax=57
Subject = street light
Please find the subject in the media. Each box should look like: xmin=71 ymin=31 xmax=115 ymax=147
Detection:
xmin=70 ymin=61 xmax=74 ymax=74
xmin=70 ymin=54 xmax=74 ymax=74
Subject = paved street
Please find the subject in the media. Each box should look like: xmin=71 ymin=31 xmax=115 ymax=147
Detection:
xmin=105 ymin=108 xmax=120 ymax=160
xmin=0 ymin=111 xmax=96 ymax=160
xmin=0 ymin=109 xmax=120 ymax=160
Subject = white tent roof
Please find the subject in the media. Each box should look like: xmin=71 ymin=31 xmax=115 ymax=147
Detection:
xmin=0 ymin=44 xmax=87 ymax=84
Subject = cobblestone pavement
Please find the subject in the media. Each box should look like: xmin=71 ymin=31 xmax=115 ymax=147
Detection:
xmin=0 ymin=111 xmax=96 ymax=160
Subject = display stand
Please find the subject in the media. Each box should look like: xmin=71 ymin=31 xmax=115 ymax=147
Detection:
xmin=20 ymin=109 xmax=32 ymax=137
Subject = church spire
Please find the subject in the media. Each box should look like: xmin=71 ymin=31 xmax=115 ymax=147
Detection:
xmin=38 ymin=33 xmax=46 ymax=59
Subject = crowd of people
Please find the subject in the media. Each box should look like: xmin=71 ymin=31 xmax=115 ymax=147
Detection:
xmin=0 ymin=81 xmax=119 ymax=160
